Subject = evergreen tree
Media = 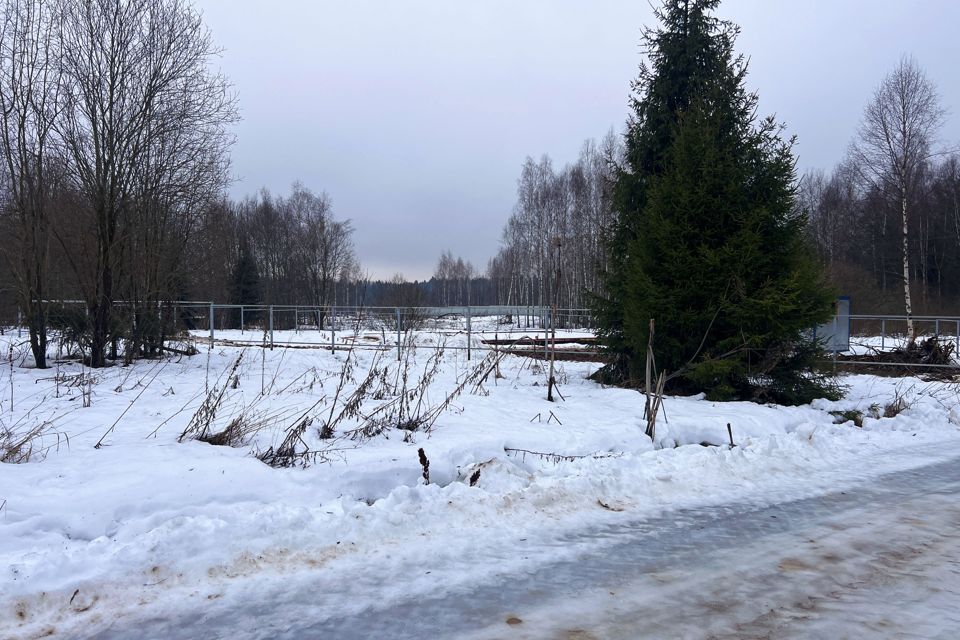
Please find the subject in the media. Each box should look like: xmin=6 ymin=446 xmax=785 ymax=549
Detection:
xmin=594 ymin=0 xmax=838 ymax=403
xmin=230 ymin=240 xmax=261 ymax=328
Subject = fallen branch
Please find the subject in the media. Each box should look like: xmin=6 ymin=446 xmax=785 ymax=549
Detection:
xmin=503 ymin=447 xmax=623 ymax=464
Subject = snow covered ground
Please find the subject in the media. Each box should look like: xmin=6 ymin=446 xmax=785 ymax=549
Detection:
xmin=2 ymin=327 xmax=959 ymax=639
xmin=104 ymin=453 xmax=958 ymax=639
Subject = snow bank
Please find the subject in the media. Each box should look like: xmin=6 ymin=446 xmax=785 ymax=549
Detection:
xmin=1 ymin=332 xmax=958 ymax=638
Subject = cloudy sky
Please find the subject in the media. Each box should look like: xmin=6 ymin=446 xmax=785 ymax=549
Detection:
xmin=195 ymin=0 xmax=960 ymax=280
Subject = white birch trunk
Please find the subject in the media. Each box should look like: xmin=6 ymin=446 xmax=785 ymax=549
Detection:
xmin=901 ymin=191 xmax=915 ymax=343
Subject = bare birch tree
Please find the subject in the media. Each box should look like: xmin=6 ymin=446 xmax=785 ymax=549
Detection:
xmin=488 ymin=134 xmax=620 ymax=310
xmin=851 ymin=56 xmax=945 ymax=342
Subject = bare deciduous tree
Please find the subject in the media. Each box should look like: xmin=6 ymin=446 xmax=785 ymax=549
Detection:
xmin=851 ymin=56 xmax=945 ymax=341
xmin=0 ymin=0 xmax=62 ymax=368
xmin=57 ymin=0 xmax=237 ymax=366
xmin=230 ymin=183 xmax=357 ymax=314
xmin=431 ymin=250 xmax=475 ymax=307
xmin=488 ymin=132 xmax=620 ymax=311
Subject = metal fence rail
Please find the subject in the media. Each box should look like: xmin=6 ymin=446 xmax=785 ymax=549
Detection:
xmin=169 ymin=304 xmax=597 ymax=361
xmin=829 ymin=313 xmax=960 ymax=371
xmin=11 ymin=300 xmax=960 ymax=369
xmin=848 ymin=314 xmax=960 ymax=351
xmin=6 ymin=300 xmax=599 ymax=362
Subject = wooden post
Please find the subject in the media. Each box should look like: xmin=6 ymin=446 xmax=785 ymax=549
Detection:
xmin=645 ymin=319 xmax=654 ymax=421
xmin=644 ymin=319 xmax=664 ymax=441
xmin=547 ymin=238 xmax=562 ymax=402
xmin=466 ymin=306 xmax=472 ymax=361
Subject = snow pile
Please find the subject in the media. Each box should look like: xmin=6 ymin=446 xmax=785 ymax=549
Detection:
xmin=1 ymin=331 xmax=958 ymax=639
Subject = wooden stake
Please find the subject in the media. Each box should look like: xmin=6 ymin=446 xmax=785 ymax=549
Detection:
xmin=644 ymin=319 xmax=654 ymax=421
xmin=547 ymin=238 xmax=562 ymax=402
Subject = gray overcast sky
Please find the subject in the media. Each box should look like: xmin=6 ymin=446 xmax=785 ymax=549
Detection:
xmin=195 ymin=0 xmax=960 ymax=280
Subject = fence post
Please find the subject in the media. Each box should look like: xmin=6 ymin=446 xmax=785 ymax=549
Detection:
xmin=935 ymin=318 xmax=940 ymax=337
xmin=466 ymin=306 xmax=472 ymax=361
xmin=17 ymin=309 xmax=22 ymax=338
xmin=295 ymin=306 xmax=299 ymax=334
xmin=881 ymin=319 xmax=886 ymax=351
xmin=269 ymin=305 xmax=274 ymax=350
xmin=209 ymin=302 xmax=214 ymax=348
xmin=240 ymin=305 xmax=245 ymax=334
xmin=832 ymin=313 xmax=838 ymax=354
xmin=544 ymin=308 xmax=550 ymax=360
xmin=396 ymin=307 xmax=401 ymax=362
xmin=331 ymin=306 xmax=335 ymax=352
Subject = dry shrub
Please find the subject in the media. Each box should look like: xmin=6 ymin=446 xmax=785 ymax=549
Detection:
xmin=350 ymin=340 xmax=502 ymax=441
xmin=882 ymin=384 xmax=914 ymax=418
xmin=829 ymin=409 xmax=864 ymax=427
xmin=256 ymin=416 xmax=314 ymax=468
xmin=179 ymin=352 xmax=245 ymax=442
xmin=884 ymin=396 xmax=910 ymax=418
xmin=199 ymin=415 xmax=258 ymax=447
xmin=2 ymin=420 xmax=66 ymax=463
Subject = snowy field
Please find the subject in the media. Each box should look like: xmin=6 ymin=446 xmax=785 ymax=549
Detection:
xmin=2 ymin=325 xmax=960 ymax=639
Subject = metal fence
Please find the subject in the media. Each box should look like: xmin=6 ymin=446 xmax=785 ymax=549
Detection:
xmin=838 ymin=313 xmax=960 ymax=370
xmin=172 ymin=303 xmax=597 ymax=361
xmin=849 ymin=314 xmax=960 ymax=349
xmin=11 ymin=299 xmax=960 ymax=368
xmin=5 ymin=301 xmax=598 ymax=361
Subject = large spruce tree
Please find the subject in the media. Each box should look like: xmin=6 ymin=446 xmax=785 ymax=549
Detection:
xmin=594 ymin=0 xmax=838 ymax=404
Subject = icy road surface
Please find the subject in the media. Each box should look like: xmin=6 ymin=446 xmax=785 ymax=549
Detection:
xmin=89 ymin=453 xmax=960 ymax=640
